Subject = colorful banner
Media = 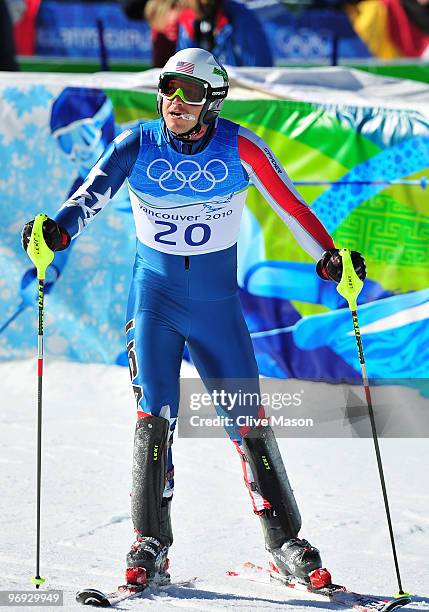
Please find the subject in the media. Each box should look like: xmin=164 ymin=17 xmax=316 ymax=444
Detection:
xmin=0 ymin=74 xmax=428 ymax=380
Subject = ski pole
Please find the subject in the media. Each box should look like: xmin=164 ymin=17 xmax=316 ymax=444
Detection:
xmin=26 ymin=214 xmax=55 ymax=589
xmin=336 ymin=248 xmax=409 ymax=598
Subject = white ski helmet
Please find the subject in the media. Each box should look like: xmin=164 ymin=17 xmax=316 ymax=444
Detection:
xmin=157 ymin=47 xmax=229 ymax=138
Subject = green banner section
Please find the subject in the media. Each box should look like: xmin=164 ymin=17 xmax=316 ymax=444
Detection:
xmin=224 ymin=98 xmax=428 ymax=300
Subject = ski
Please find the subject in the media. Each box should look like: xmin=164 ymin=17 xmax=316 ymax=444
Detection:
xmin=76 ymin=576 xmax=197 ymax=607
xmin=227 ymin=562 xmax=412 ymax=612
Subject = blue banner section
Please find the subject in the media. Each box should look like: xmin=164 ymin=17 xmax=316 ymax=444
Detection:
xmin=226 ymin=0 xmax=371 ymax=64
xmin=36 ymin=2 xmax=152 ymax=60
xmin=35 ymin=0 xmax=371 ymax=63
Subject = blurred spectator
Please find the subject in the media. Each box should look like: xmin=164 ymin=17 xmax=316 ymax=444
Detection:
xmin=1 ymin=0 xmax=18 ymax=69
xmin=144 ymin=0 xmax=184 ymax=67
xmin=178 ymin=0 xmax=229 ymax=52
xmin=119 ymin=0 xmax=274 ymax=66
xmin=178 ymin=0 xmax=273 ymax=66
xmin=7 ymin=0 xmax=41 ymax=56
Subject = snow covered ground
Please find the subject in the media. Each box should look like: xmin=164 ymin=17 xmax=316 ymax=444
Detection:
xmin=0 ymin=359 xmax=428 ymax=611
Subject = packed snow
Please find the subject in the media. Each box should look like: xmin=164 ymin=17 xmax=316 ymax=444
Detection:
xmin=1 ymin=359 xmax=428 ymax=611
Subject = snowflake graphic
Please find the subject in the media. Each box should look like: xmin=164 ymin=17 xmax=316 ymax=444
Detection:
xmin=24 ymin=124 xmax=38 ymax=139
xmin=3 ymin=85 xmax=53 ymax=118
xmin=28 ymin=85 xmax=54 ymax=107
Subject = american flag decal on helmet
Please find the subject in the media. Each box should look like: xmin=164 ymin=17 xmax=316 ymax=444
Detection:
xmin=176 ymin=61 xmax=195 ymax=74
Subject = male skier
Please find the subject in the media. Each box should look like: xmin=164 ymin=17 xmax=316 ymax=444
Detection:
xmin=22 ymin=48 xmax=366 ymax=588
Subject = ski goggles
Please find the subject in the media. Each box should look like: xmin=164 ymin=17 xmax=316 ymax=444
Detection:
xmin=159 ymin=75 xmax=207 ymax=105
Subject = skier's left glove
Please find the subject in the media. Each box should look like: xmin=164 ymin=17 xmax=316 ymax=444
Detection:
xmin=22 ymin=217 xmax=71 ymax=253
xmin=316 ymin=248 xmax=366 ymax=282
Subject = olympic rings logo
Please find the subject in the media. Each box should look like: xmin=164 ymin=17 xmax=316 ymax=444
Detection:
xmin=146 ymin=158 xmax=229 ymax=193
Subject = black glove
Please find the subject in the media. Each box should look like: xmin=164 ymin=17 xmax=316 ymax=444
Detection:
xmin=316 ymin=248 xmax=366 ymax=282
xmin=22 ymin=218 xmax=71 ymax=253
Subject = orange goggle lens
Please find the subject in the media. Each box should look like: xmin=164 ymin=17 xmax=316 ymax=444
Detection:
xmin=159 ymin=76 xmax=207 ymax=104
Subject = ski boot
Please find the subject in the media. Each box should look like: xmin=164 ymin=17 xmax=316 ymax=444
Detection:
xmin=259 ymin=508 xmax=322 ymax=580
xmin=270 ymin=536 xmax=323 ymax=579
xmin=126 ymin=533 xmax=170 ymax=586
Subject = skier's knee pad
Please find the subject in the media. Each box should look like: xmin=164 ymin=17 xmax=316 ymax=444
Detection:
xmin=131 ymin=415 xmax=171 ymax=544
xmin=242 ymin=425 xmax=302 ymax=543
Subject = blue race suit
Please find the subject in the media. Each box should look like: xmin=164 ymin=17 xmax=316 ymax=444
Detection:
xmin=55 ymin=117 xmax=334 ymax=505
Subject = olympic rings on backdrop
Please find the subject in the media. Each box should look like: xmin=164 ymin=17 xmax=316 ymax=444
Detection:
xmin=146 ymin=158 xmax=229 ymax=193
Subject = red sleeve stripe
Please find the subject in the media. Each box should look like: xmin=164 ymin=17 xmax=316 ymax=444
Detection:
xmin=238 ymin=128 xmax=334 ymax=260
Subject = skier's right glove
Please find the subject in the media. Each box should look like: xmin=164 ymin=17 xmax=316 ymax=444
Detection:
xmin=316 ymin=248 xmax=366 ymax=283
xmin=22 ymin=217 xmax=71 ymax=253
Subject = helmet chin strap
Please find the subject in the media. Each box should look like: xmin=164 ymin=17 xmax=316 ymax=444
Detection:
xmin=170 ymin=118 xmax=207 ymax=141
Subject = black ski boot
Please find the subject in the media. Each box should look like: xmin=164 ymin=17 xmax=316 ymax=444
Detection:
xmin=126 ymin=535 xmax=170 ymax=586
xmin=259 ymin=507 xmax=323 ymax=582
xmin=126 ymin=497 xmax=173 ymax=586
xmin=270 ymin=537 xmax=323 ymax=582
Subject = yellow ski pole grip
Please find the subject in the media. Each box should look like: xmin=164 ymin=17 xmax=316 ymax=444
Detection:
xmin=26 ymin=213 xmax=55 ymax=281
xmin=336 ymin=247 xmax=364 ymax=310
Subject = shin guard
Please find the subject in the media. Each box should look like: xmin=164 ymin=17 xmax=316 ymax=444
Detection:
xmin=242 ymin=425 xmax=301 ymax=543
xmin=131 ymin=415 xmax=171 ymax=545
